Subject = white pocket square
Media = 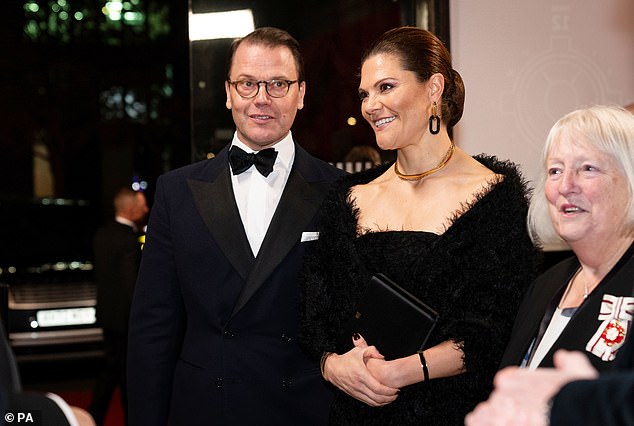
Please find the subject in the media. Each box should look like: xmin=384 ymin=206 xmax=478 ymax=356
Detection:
xmin=301 ymin=231 xmax=319 ymax=242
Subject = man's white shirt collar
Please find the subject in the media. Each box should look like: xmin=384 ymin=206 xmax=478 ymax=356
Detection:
xmin=115 ymin=216 xmax=137 ymax=232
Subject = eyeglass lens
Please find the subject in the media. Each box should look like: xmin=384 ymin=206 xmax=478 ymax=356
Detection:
xmin=233 ymin=80 xmax=292 ymax=98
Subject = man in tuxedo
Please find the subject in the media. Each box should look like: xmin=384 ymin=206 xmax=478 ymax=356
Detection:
xmin=127 ymin=27 xmax=344 ymax=425
xmin=88 ymin=187 xmax=148 ymax=425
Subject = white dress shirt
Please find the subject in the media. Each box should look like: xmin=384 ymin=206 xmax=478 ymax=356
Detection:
xmin=526 ymin=307 xmax=574 ymax=369
xmin=230 ymin=131 xmax=295 ymax=257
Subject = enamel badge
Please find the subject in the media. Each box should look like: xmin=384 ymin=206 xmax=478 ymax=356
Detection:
xmin=586 ymin=294 xmax=634 ymax=361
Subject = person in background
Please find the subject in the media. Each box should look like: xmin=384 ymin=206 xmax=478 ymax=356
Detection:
xmin=498 ymin=105 xmax=634 ymax=372
xmin=299 ymin=26 xmax=540 ymax=425
xmin=126 ymin=27 xmax=344 ymax=426
xmin=88 ymin=187 xmax=148 ymax=426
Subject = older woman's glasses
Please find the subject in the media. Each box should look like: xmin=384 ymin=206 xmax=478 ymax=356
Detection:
xmin=227 ymin=79 xmax=298 ymax=98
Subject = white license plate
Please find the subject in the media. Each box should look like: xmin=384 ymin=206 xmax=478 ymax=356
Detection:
xmin=36 ymin=307 xmax=97 ymax=327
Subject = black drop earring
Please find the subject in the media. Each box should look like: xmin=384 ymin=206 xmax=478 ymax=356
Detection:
xmin=429 ymin=101 xmax=440 ymax=135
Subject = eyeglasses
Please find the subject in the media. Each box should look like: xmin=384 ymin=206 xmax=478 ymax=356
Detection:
xmin=227 ymin=79 xmax=298 ymax=99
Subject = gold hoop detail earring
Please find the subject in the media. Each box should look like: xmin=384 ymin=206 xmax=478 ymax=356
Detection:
xmin=429 ymin=102 xmax=440 ymax=135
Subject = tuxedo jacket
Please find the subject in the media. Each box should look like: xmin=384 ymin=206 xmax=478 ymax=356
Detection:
xmin=93 ymin=220 xmax=141 ymax=333
xmin=500 ymin=242 xmax=634 ymax=371
xmin=127 ymin=142 xmax=344 ymax=426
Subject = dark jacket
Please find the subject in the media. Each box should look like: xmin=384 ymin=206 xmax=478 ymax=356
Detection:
xmin=127 ymin=142 xmax=344 ymax=426
xmin=500 ymin=242 xmax=634 ymax=371
xmin=94 ymin=220 xmax=141 ymax=332
xmin=550 ymin=322 xmax=634 ymax=426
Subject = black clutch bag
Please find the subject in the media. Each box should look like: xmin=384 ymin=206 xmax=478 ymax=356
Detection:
xmin=338 ymin=273 xmax=439 ymax=360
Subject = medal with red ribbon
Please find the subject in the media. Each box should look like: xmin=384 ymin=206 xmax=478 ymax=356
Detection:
xmin=586 ymin=294 xmax=633 ymax=361
xmin=600 ymin=319 xmax=626 ymax=346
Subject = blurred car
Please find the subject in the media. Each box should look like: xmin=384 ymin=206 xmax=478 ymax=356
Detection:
xmin=0 ymin=197 xmax=103 ymax=361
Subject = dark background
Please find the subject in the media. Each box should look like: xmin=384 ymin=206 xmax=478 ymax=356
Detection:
xmin=190 ymin=0 xmax=449 ymax=166
xmin=0 ymin=0 xmax=448 ymax=223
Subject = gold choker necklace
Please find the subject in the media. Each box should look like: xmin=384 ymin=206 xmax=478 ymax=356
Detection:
xmin=394 ymin=140 xmax=455 ymax=181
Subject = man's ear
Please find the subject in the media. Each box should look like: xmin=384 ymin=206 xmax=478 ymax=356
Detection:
xmin=296 ymin=81 xmax=306 ymax=110
xmin=225 ymin=81 xmax=232 ymax=109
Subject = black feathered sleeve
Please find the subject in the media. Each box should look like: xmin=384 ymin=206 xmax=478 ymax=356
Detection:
xmin=299 ymin=167 xmax=384 ymax=360
xmin=427 ymin=156 xmax=542 ymax=387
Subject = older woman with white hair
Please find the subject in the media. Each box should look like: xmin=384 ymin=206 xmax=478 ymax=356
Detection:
xmin=499 ymin=105 xmax=634 ymax=372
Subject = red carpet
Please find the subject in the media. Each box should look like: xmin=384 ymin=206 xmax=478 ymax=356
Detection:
xmin=57 ymin=387 xmax=125 ymax=426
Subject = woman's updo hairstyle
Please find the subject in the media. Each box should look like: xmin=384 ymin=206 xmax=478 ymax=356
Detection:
xmin=361 ymin=26 xmax=465 ymax=130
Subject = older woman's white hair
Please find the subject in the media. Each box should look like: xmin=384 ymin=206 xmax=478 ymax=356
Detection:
xmin=528 ymin=105 xmax=634 ymax=247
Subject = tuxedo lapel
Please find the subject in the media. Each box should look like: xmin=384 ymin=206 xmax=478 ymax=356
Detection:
xmin=230 ymin=156 xmax=328 ymax=316
xmin=187 ymin=163 xmax=255 ymax=281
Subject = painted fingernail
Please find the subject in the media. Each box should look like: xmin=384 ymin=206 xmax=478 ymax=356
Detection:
xmin=352 ymin=333 xmax=360 ymax=340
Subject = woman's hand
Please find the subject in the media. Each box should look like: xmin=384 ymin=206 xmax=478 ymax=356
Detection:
xmin=322 ymin=334 xmax=400 ymax=406
xmin=368 ymin=339 xmax=468 ymax=388
xmin=365 ymin=356 xmax=400 ymax=388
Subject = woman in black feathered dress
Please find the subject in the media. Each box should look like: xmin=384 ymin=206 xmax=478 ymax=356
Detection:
xmin=299 ymin=27 xmax=541 ymax=425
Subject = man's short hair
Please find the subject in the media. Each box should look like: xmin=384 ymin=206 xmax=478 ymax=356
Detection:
xmin=225 ymin=27 xmax=305 ymax=82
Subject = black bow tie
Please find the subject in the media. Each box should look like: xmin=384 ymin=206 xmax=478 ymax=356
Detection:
xmin=229 ymin=146 xmax=278 ymax=177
